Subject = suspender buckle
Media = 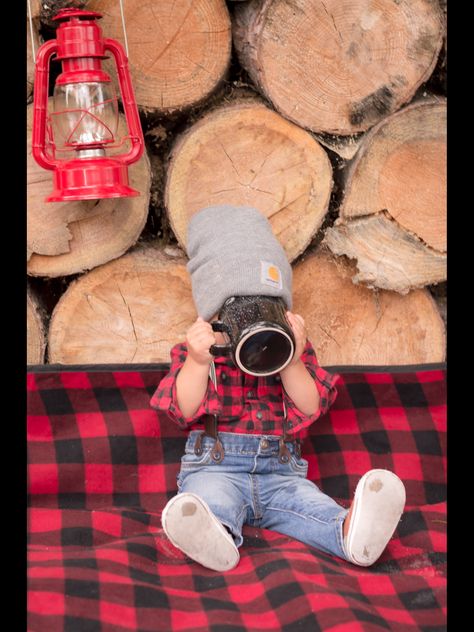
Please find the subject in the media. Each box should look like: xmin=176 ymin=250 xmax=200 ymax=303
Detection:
xmin=211 ymin=437 xmax=225 ymax=462
xmin=194 ymin=410 xmax=225 ymax=462
xmin=278 ymin=437 xmax=291 ymax=464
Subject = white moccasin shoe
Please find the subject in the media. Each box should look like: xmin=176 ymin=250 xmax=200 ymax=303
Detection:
xmin=161 ymin=492 xmax=240 ymax=572
xmin=344 ymin=469 xmax=406 ymax=567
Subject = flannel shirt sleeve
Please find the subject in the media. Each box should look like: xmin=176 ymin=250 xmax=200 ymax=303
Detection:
xmin=149 ymin=343 xmax=221 ymax=428
xmin=283 ymin=340 xmax=340 ymax=433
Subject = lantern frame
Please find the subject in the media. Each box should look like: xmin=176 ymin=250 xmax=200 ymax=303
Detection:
xmin=32 ymin=9 xmax=144 ymax=202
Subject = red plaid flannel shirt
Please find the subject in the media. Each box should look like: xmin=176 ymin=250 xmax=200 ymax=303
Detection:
xmin=150 ymin=340 xmax=339 ymax=438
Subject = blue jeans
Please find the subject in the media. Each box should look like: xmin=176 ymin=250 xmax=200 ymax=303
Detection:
xmin=177 ymin=431 xmax=350 ymax=561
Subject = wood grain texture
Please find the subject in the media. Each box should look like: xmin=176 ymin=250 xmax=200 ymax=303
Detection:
xmin=293 ymin=249 xmax=445 ymax=365
xmin=324 ymin=98 xmax=446 ymax=293
xmin=233 ymin=0 xmax=444 ymax=134
xmin=165 ymin=100 xmax=333 ymax=262
xmin=48 ymin=245 xmax=196 ymax=364
xmin=88 ymin=0 xmax=232 ymax=114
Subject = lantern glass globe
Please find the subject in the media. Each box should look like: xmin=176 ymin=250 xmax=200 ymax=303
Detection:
xmin=51 ymin=81 xmax=118 ymax=149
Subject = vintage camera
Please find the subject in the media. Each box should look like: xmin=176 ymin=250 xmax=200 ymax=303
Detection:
xmin=210 ymin=296 xmax=295 ymax=377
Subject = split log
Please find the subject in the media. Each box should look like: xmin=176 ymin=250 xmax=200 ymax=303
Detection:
xmin=27 ymin=285 xmax=47 ymax=365
xmin=26 ymin=21 xmax=34 ymax=103
xmin=233 ymin=0 xmax=444 ymax=135
xmin=324 ymin=212 xmax=446 ymax=293
xmin=29 ymin=0 xmax=42 ymax=19
xmin=87 ymin=0 xmax=232 ymax=116
xmin=338 ymin=98 xmax=446 ymax=250
xmin=165 ymin=100 xmax=333 ymax=262
xmin=27 ymin=101 xmax=152 ymax=278
xmin=323 ymin=98 xmax=446 ymax=293
xmin=292 ymin=249 xmax=445 ymax=366
xmin=26 ymin=16 xmax=41 ymax=103
xmin=48 ymin=245 xmax=196 ymax=364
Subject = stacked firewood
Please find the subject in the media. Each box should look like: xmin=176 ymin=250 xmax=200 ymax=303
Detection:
xmin=27 ymin=0 xmax=446 ymax=366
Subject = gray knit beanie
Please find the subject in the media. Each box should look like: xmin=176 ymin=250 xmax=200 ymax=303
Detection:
xmin=186 ymin=205 xmax=292 ymax=320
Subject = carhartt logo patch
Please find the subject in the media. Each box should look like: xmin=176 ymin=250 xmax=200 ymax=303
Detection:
xmin=261 ymin=261 xmax=282 ymax=289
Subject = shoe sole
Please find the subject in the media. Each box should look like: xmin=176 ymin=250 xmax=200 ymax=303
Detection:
xmin=161 ymin=492 xmax=240 ymax=572
xmin=346 ymin=469 xmax=406 ymax=566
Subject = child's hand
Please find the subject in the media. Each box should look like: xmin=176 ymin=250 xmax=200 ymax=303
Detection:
xmin=286 ymin=311 xmax=308 ymax=365
xmin=185 ymin=317 xmax=216 ymax=366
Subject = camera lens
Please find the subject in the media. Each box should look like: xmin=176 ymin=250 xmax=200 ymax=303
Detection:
xmin=239 ymin=330 xmax=293 ymax=375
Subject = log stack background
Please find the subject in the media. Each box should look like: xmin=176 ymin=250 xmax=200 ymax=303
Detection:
xmin=27 ymin=0 xmax=447 ymax=367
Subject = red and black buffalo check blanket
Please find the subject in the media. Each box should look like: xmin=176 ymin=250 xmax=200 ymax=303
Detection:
xmin=27 ymin=364 xmax=447 ymax=632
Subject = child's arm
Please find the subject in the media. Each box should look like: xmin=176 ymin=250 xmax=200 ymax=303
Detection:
xmin=175 ymin=317 xmax=216 ymax=418
xmin=280 ymin=312 xmax=321 ymax=417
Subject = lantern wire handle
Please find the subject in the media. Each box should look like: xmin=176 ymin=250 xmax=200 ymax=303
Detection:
xmin=26 ymin=0 xmax=37 ymax=64
xmin=118 ymin=0 xmax=130 ymax=58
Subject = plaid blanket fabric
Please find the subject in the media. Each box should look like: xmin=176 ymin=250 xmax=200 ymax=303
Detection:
xmin=27 ymin=364 xmax=447 ymax=632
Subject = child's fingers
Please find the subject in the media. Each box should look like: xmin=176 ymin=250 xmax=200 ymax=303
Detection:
xmin=287 ymin=311 xmax=307 ymax=338
xmin=189 ymin=318 xmax=212 ymax=335
xmin=188 ymin=329 xmax=215 ymax=345
xmin=288 ymin=311 xmax=305 ymax=326
xmin=294 ymin=313 xmax=305 ymax=326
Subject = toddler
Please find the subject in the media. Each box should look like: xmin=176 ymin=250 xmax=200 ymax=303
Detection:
xmin=151 ymin=205 xmax=405 ymax=571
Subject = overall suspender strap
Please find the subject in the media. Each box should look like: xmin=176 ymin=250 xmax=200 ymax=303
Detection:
xmin=278 ymin=399 xmax=291 ymax=464
xmin=194 ymin=361 xmax=224 ymax=462
xmin=278 ymin=399 xmax=301 ymax=463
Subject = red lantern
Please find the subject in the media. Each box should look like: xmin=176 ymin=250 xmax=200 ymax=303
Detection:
xmin=32 ymin=8 xmax=144 ymax=202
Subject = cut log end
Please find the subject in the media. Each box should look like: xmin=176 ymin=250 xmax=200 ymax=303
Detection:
xmin=47 ymin=244 xmax=446 ymax=366
xmin=323 ymin=212 xmax=447 ymax=294
xmin=340 ymin=99 xmax=447 ymax=252
xmin=165 ymin=101 xmax=333 ymax=262
xmin=48 ymin=246 xmax=196 ymax=364
xmin=325 ymin=99 xmax=446 ymax=294
xmin=88 ymin=0 xmax=232 ymax=114
xmin=293 ymin=249 xmax=445 ymax=366
xmin=233 ymin=0 xmax=444 ymax=134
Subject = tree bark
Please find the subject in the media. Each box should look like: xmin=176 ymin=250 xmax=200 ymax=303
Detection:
xmin=87 ymin=0 xmax=232 ymax=116
xmin=27 ymin=102 xmax=152 ymax=278
xmin=27 ymin=285 xmax=47 ymax=364
xmin=292 ymin=248 xmax=445 ymax=366
xmin=165 ymin=99 xmax=333 ymax=262
xmin=233 ymin=0 xmax=444 ymax=135
xmin=48 ymin=245 xmax=196 ymax=364
xmin=323 ymin=98 xmax=446 ymax=292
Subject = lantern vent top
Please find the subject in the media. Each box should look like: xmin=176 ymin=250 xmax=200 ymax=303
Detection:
xmin=54 ymin=9 xmax=102 ymax=23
